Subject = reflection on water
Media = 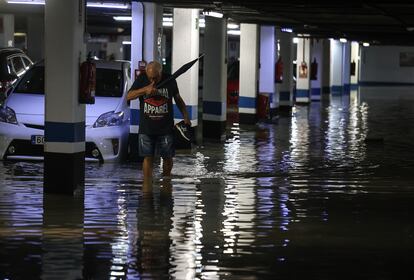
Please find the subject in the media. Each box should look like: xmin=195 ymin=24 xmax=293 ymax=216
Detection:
xmin=1 ymin=87 xmax=414 ymax=279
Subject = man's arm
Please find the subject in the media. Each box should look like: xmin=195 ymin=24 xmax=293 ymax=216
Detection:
xmin=173 ymin=94 xmax=191 ymax=125
xmin=127 ymin=81 xmax=156 ymax=101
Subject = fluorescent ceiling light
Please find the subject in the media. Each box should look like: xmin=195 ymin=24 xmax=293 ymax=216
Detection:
xmin=363 ymin=42 xmax=370 ymax=47
xmin=87 ymin=2 xmax=129 ymax=9
xmin=339 ymin=38 xmax=347 ymax=43
xmin=163 ymin=17 xmax=173 ymax=22
xmin=227 ymin=23 xmax=239 ymax=29
xmin=7 ymin=0 xmax=44 ymax=4
xmin=228 ymin=30 xmax=241 ymax=36
xmin=7 ymin=0 xmax=130 ymax=9
xmin=203 ymin=11 xmax=223 ymax=18
xmin=14 ymin=32 xmax=27 ymax=36
xmin=281 ymin=28 xmax=293 ymax=33
xmin=113 ymin=16 xmax=132 ymax=21
xmin=122 ymin=41 xmax=131 ymax=45
xmin=163 ymin=22 xmax=173 ymax=27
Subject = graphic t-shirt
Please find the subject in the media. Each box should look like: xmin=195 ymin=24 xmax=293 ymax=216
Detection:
xmin=130 ymin=73 xmax=178 ymax=135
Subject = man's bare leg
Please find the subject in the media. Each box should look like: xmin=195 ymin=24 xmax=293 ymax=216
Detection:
xmin=162 ymin=157 xmax=173 ymax=177
xmin=143 ymin=156 xmax=154 ymax=181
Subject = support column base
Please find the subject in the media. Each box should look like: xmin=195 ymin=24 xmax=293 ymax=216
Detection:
xmin=203 ymin=120 xmax=226 ymax=142
xmin=239 ymin=113 xmax=257 ymax=125
xmin=44 ymin=152 xmax=85 ymax=195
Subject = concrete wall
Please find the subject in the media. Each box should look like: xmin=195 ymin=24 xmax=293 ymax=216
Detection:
xmin=360 ymin=46 xmax=414 ymax=85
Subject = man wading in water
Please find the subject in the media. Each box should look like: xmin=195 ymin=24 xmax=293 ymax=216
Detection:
xmin=127 ymin=61 xmax=190 ymax=182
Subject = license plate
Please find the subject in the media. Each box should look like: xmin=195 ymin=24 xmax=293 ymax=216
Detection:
xmin=31 ymin=135 xmax=44 ymax=145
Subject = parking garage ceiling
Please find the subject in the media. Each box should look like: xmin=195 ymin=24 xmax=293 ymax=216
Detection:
xmin=2 ymin=0 xmax=414 ymax=45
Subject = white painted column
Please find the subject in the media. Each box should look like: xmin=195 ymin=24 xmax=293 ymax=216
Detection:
xmin=239 ymin=23 xmax=259 ymax=124
xmin=129 ymin=2 xmax=163 ymax=159
xmin=0 ymin=14 xmax=14 ymax=47
xmin=330 ymin=39 xmax=343 ymax=95
xmin=172 ymin=8 xmax=199 ymax=126
xmin=350 ymin=41 xmax=360 ymax=90
xmin=322 ymin=39 xmax=331 ymax=95
xmin=296 ymin=38 xmax=311 ymax=103
xmin=44 ymin=0 xmax=86 ymax=194
xmin=278 ymin=30 xmax=294 ymax=107
xmin=310 ymin=39 xmax=323 ymax=101
xmin=343 ymin=42 xmax=351 ymax=94
xmin=27 ymin=15 xmax=44 ymax=62
xmin=106 ymin=36 xmax=123 ymax=60
xmin=202 ymin=16 xmax=227 ymax=140
xmin=259 ymin=25 xmax=277 ymax=118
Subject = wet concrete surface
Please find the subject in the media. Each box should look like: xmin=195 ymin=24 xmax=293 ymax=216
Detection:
xmin=0 ymin=90 xmax=414 ymax=279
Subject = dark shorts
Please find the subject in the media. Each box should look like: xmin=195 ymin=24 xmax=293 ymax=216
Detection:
xmin=138 ymin=133 xmax=175 ymax=158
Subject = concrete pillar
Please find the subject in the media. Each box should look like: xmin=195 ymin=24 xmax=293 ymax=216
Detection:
xmin=259 ymin=25 xmax=277 ymax=118
xmin=278 ymin=30 xmax=294 ymax=107
xmin=129 ymin=2 xmax=163 ymax=159
xmin=343 ymin=42 xmax=351 ymax=94
xmin=296 ymin=38 xmax=311 ymax=103
xmin=27 ymin=15 xmax=44 ymax=62
xmin=310 ymin=39 xmax=323 ymax=101
xmin=330 ymin=39 xmax=343 ymax=95
xmin=0 ymin=14 xmax=14 ymax=47
xmin=106 ymin=36 xmax=123 ymax=60
xmin=322 ymin=39 xmax=331 ymax=95
xmin=239 ymin=23 xmax=259 ymax=124
xmin=172 ymin=8 xmax=199 ymax=126
xmin=44 ymin=0 xmax=86 ymax=194
xmin=202 ymin=16 xmax=227 ymax=141
xmin=350 ymin=42 xmax=360 ymax=90
xmin=42 ymin=194 xmax=83 ymax=279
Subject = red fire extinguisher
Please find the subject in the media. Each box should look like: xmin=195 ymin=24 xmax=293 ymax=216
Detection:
xmin=310 ymin=58 xmax=318 ymax=80
xmin=79 ymin=53 xmax=96 ymax=104
xmin=275 ymin=56 xmax=283 ymax=83
xmin=134 ymin=60 xmax=147 ymax=80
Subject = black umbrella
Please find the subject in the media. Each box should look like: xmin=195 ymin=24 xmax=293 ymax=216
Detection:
xmin=156 ymin=53 xmax=205 ymax=89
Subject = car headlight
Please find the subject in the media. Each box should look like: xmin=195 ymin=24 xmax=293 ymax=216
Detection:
xmin=0 ymin=106 xmax=18 ymax=125
xmin=93 ymin=111 xmax=124 ymax=128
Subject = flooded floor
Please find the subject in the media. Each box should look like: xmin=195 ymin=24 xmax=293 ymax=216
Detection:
xmin=1 ymin=90 xmax=414 ymax=279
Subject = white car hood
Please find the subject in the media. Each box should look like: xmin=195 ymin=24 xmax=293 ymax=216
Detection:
xmin=6 ymin=93 xmax=123 ymax=126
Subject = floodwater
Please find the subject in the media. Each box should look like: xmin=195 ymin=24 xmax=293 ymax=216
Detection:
xmin=1 ymin=89 xmax=414 ymax=279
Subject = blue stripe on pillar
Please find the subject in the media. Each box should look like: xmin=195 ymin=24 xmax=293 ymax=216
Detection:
xmin=173 ymin=105 xmax=198 ymax=120
xmin=343 ymin=84 xmax=351 ymax=94
xmin=45 ymin=122 xmax=85 ymax=142
xmin=350 ymin=84 xmax=359 ymax=90
xmin=311 ymin=88 xmax=321 ymax=96
xmin=280 ymin=91 xmax=291 ymax=101
xmin=130 ymin=109 xmax=140 ymax=126
xmin=296 ymin=89 xmax=310 ymax=98
xmin=203 ymin=101 xmax=223 ymax=115
xmin=331 ymin=85 xmax=343 ymax=95
xmin=239 ymin=96 xmax=256 ymax=108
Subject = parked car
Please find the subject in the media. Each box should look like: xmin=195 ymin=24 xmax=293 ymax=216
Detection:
xmin=227 ymin=60 xmax=239 ymax=105
xmin=0 ymin=60 xmax=131 ymax=162
xmin=0 ymin=48 xmax=33 ymax=104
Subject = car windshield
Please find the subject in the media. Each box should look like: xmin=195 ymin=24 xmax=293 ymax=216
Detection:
xmin=14 ymin=66 xmax=124 ymax=97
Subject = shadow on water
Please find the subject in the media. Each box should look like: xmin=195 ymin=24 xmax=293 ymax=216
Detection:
xmin=1 ymin=88 xmax=414 ymax=279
